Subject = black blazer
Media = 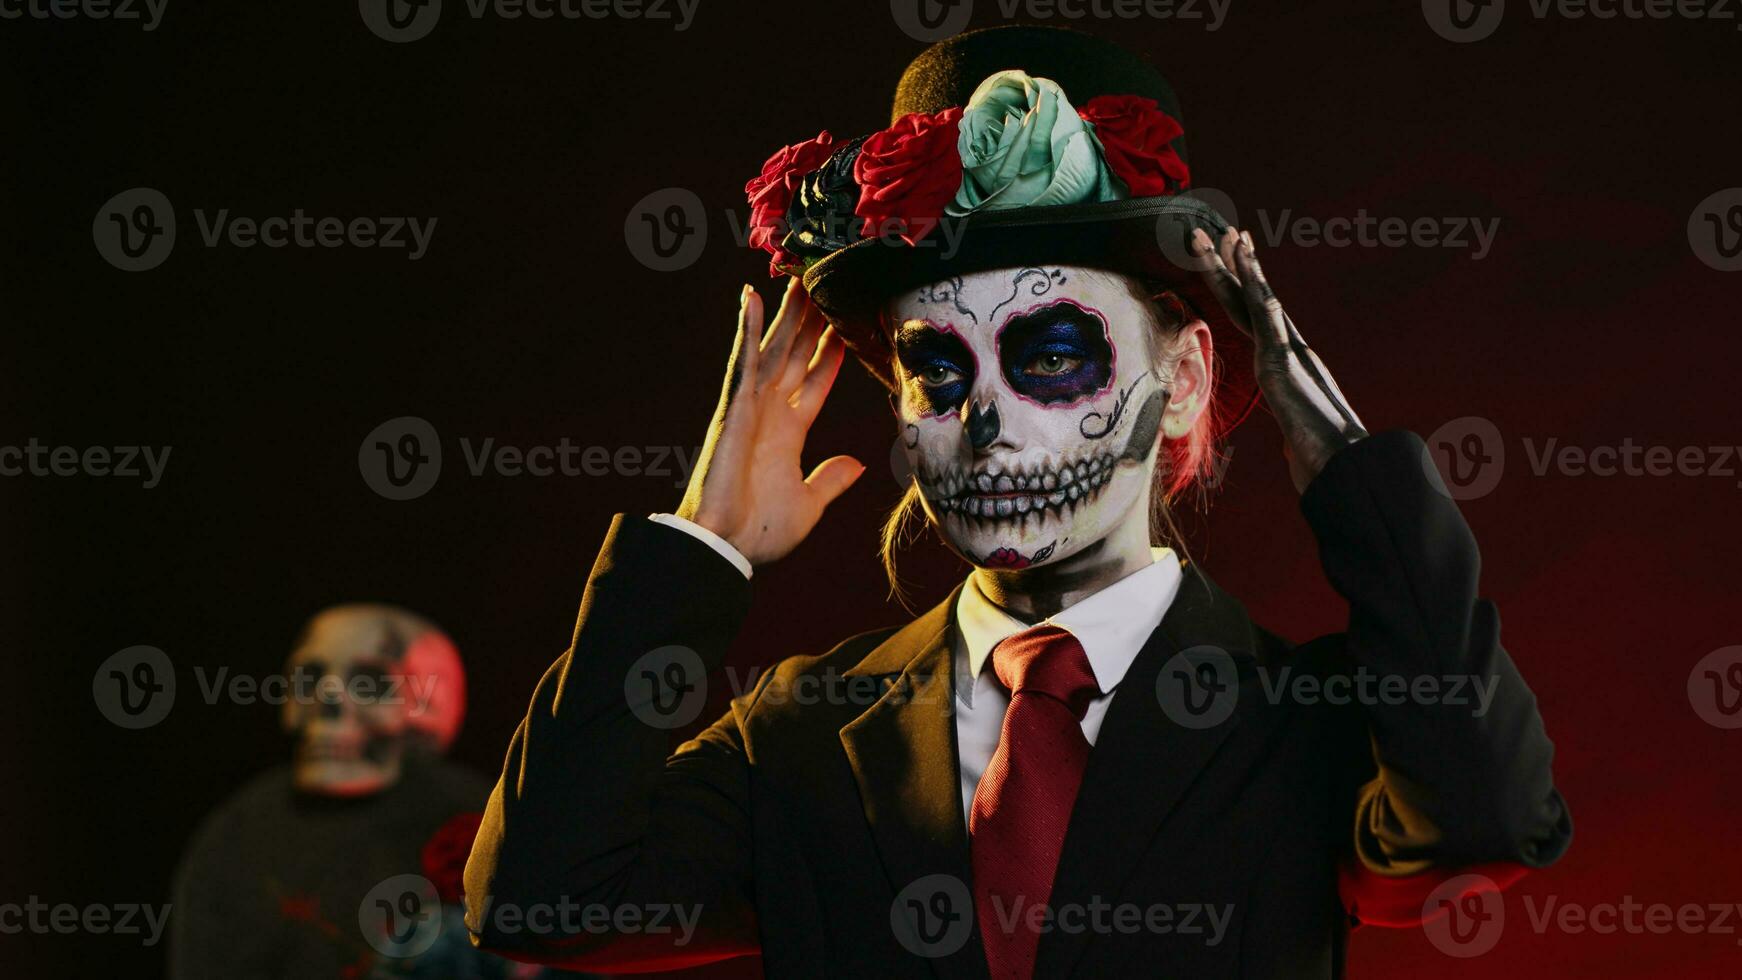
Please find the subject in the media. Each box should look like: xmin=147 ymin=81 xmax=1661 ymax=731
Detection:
xmin=464 ymin=431 xmax=1572 ymax=978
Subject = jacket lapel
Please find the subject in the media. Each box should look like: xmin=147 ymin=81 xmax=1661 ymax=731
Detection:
xmin=840 ymin=585 xmax=990 ymax=980
xmin=1036 ymin=566 xmax=1262 ymax=979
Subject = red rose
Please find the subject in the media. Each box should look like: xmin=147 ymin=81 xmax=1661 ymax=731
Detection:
xmin=853 ymin=106 xmax=965 ymax=247
xmin=420 ymin=811 xmax=484 ymax=904
xmin=1077 ymin=95 xmax=1190 ymax=197
xmin=745 ymin=131 xmax=838 ymax=277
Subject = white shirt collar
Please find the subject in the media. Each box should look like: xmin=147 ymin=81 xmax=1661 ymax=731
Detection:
xmin=954 ymin=547 xmax=1184 ymax=695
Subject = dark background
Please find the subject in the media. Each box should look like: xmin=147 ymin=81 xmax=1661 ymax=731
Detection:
xmin=5 ymin=1 xmax=1741 ymax=976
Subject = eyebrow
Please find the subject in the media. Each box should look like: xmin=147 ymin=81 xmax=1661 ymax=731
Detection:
xmin=994 ymin=297 xmax=1103 ymax=334
xmin=892 ymin=318 xmax=967 ymax=350
xmin=892 ymin=319 xmax=932 ymax=346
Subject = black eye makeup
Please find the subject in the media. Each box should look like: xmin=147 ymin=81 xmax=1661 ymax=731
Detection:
xmin=893 ymin=320 xmax=975 ymax=416
xmin=996 ymin=300 xmax=1114 ymax=405
xmin=348 ymin=662 xmax=388 ymax=688
xmin=291 ymin=661 xmax=325 ymax=687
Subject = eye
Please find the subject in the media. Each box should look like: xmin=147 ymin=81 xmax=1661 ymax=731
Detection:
xmin=1026 ymin=352 xmax=1082 ymax=377
xmin=892 ymin=322 xmax=974 ymax=415
xmin=997 ymin=301 xmax=1112 ymax=404
xmin=918 ymin=363 xmax=963 ymax=386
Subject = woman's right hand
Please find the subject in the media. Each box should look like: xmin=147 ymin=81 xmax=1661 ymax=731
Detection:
xmin=674 ymin=277 xmax=865 ymax=567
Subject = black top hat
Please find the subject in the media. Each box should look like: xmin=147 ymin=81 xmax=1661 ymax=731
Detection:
xmin=745 ymin=25 xmax=1258 ymax=438
xmin=889 ymin=24 xmax=1187 ymax=143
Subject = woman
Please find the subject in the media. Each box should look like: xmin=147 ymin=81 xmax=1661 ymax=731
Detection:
xmin=464 ymin=26 xmax=1571 ymax=979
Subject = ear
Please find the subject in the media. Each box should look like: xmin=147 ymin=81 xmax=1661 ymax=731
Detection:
xmin=1161 ymin=320 xmax=1214 ymax=440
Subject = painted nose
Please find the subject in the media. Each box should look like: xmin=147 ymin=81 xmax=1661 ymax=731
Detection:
xmin=964 ymin=400 xmax=1001 ymax=450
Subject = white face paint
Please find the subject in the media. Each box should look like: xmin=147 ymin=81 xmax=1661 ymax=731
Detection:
xmin=284 ymin=617 xmax=407 ymax=798
xmin=886 ymin=265 xmax=1172 ymax=571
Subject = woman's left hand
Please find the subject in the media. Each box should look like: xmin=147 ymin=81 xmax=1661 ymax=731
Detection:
xmin=1192 ymin=226 xmax=1368 ymax=493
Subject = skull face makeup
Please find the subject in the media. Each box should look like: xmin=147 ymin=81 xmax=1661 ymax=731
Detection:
xmin=887 ymin=265 xmax=1194 ymax=572
xmin=281 ymin=604 xmax=465 ymax=798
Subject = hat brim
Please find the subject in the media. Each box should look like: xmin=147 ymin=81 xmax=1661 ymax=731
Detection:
xmin=802 ymin=191 xmax=1261 ymax=439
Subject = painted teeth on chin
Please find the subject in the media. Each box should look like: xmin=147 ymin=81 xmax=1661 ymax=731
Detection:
xmin=936 ymin=454 xmax=1120 ymax=526
xmin=952 ymin=486 xmax=1102 ymax=528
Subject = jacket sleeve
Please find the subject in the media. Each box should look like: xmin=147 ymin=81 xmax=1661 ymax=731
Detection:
xmin=463 ymin=514 xmax=765 ymax=971
xmin=1297 ymin=431 xmax=1573 ymax=925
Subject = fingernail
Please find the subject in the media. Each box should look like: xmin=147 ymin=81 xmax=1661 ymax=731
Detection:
xmin=1240 ymin=230 xmax=1255 ymax=253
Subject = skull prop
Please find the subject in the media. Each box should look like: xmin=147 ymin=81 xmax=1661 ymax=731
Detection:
xmin=281 ymin=604 xmax=466 ymax=797
xmin=887 ymin=265 xmax=1207 ymax=571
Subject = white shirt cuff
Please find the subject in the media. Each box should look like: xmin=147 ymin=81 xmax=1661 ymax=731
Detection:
xmin=648 ymin=513 xmax=753 ymax=579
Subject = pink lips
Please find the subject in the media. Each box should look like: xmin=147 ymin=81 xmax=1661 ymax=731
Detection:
xmin=983 ymin=548 xmax=1031 ymax=569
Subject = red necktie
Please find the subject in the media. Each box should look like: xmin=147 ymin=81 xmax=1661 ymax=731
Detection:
xmin=969 ymin=624 xmax=1100 ymax=979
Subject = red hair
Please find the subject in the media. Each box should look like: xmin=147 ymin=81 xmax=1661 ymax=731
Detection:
xmin=1149 ymin=289 xmax=1224 ymax=501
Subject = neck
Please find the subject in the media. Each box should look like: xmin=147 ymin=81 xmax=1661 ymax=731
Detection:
xmin=971 ymin=511 xmax=1154 ymax=621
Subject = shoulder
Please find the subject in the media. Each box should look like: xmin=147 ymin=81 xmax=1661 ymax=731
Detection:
xmin=173 ymin=764 xmax=295 ymax=876
xmin=201 ymin=763 xmax=297 ymax=824
xmin=724 ymin=611 xmax=952 ymax=740
xmin=743 ymin=624 xmax=908 ymax=704
xmin=398 ymin=755 xmax=495 ymax=811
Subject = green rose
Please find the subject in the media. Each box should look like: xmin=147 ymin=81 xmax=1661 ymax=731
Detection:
xmin=946 ymin=70 xmax=1124 ymax=216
